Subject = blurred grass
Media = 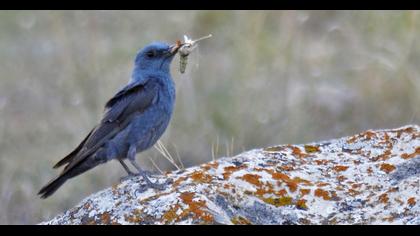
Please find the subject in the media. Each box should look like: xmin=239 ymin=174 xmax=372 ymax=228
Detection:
xmin=0 ymin=10 xmax=419 ymax=224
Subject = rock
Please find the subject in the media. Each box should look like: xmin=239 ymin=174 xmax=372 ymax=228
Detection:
xmin=41 ymin=125 xmax=420 ymax=225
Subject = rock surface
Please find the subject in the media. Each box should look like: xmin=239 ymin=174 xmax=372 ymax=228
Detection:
xmin=41 ymin=125 xmax=420 ymax=225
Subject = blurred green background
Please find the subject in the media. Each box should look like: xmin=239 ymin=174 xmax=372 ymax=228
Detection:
xmin=0 ymin=10 xmax=419 ymax=224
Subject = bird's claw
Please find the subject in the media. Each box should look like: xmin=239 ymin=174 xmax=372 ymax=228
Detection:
xmin=119 ymin=170 xmax=153 ymax=182
xmin=143 ymin=177 xmax=173 ymax=191
xmin=120 ymin=172 xmax=173 ymax=191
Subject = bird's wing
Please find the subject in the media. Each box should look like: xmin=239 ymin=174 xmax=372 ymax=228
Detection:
xmin=57 ymin=78 xmax=159 ymax=174
xmin=102 ymin=79 xmax=158 ymax=123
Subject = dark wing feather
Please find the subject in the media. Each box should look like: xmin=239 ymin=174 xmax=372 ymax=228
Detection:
xmin=59 ymin=79 xmax=158 ymax=174
xmin=53 ymin=128 xmax=95 ymax=169
xmin=102 ymin=80 xmax=158 ymax=123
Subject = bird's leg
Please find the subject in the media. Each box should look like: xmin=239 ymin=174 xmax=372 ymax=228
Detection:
xmin=118 ymin=158 xmax=137 ymax=182
xmin=118 ymin=158 xmax=135 ymax=175
xmin=127 ymin=145 xmax=170 ymax=190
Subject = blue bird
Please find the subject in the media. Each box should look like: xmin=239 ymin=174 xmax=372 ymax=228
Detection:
xmin=38 ymin=42 xmax=181 ymax=199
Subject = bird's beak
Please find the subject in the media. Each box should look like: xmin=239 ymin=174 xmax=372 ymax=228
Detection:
xmin=168 ymin=43 xmax=181 ymax=56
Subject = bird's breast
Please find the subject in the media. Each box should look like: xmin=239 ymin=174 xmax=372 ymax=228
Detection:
xmin=156 ymin=80 xmax=175 ymax=114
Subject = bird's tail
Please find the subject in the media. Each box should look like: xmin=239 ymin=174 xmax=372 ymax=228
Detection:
xmin=38 ymin=152 xmax=105 ymax=199
xmin=38 ymin=174 xmax=69 ymax=199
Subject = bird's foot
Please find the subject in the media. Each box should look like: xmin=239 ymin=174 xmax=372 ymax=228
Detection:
xmin=133 ymin=178 xmax=173 ymax=197
xmin=120 ymin=172 xmax=172 ymax=191
xmin=143 ymin=177 xmax=173 ymax=191
xmin=119 ymin=170 xmax=157 ymax=182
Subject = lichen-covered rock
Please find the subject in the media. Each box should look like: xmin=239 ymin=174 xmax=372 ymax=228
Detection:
xmin=41 ymin=125 xmax=420 ymax=225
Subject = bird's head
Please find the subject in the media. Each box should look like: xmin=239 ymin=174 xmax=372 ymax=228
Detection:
xmin=133 ymin=42 xmax=180 ymax=74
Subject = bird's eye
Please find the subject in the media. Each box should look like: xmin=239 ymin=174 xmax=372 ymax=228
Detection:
xmin=146 ymin=50 xmax=156 ymax=58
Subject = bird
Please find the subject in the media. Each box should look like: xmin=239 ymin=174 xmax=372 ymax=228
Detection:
xmin=38 ymin=41 xmax=181 ymax=199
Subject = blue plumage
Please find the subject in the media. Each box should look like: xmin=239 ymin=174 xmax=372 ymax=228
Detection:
xmin=39 ymin=42 xmax=180 ymax=198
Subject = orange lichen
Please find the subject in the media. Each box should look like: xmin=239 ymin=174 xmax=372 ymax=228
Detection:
xmin=378 ymin=132 xmax=390 ymax=145
xmin=179 ymin=192 xmax=214 ymax=224
xmin=380 ymin=163 xmax=396 ymax=174
xmin=124 ymin=213 xmax=142 ymax=223
xmin=223 ymin=183 xmax=233 ymax=190
xmin=190 ymin=171 xmax=213 ymax=183
xmin=348 ymin=189 xmax=361 ymax=197
xmin=222 ymin=173 xmax=231 ymax=180
xmin=347 ymin=130 xmax=377 ymax=143
xmin=255 ymin=188 xmax=267 ymax=196
xmin=378 ymin=193 xmax=389 ymax=204
xmin=382 ymin=216 xmax=394 ymax=223
xmin=254 ymin=167 xmax=267 ymax=172
xmin=263 ymin=146 xmax=285 ymax=152
xmin=316 ymin=182 xmax=330 ymax=187
xmin=270 ymin=171 xmax=312 ymax=192
xmin=255 ymin=182 xmax=274 ymax=196
xmin=286 ymin=181 xmax=298 ymax=192
xmin=198 ymin=213 xmax=214 ymax=224
xmin=85 ymin=219 xmax=97 ymax=225
xmin=347 ymin=135 xmax=358 ymax=144
xmin=314 ymin=159 xmax=330 ymax=165
xmin=407 ymin=197 xmax=416 ymax=207
xmin=333 ymin=165 xmax=349 ymax=172
xmin=373 ymin=150 xmax=392 ymax=161
xmin=353 ymin=160 xmax=362 ymax=165
xmin=401 ymin=147 xmax=420 ymax=160
xmin=100 ymin=212 xmax=111 ymax=224
xmin=275 ymin=189 xmax=288 ymax=197
xmin=223 ymin=165 xmax=247 ymax=180
xmin=364 ymin=130 xmax=377 ymax=140
xmin=262 ymin=196 xmax=293 ymax=207
xmin=337 ymin=175 xmax=347 ymax=182
xmin=300 ymin=188 xmax=311 ymax=196
xmin=285 ymin=177 xmax=312 ymax=192
xmin=201 ymin=161 xmax=219 ymax=171
xmin=314 ymin=189 xmax=331 ymax=200
xmin=162 ymin=205 xmax=180 ymax=223
xmin=180 ymin=192 xmax=194 ymax=203
xmin=241 ymin=174 xmax=262 ymax=187
xmin=173 ymin=176 xmax=187 ymax=187
xmin=304 ymin=145 xmax=320 ymax=153
xmin=231 ymin=216 xmax=252 ymax=225
xmin=271 ymin=172 xmax=291 ymax=182
xmin=293 ymin=177 xmax=313 ymax=186
xmin=330 ymin=191 xmax=340 ymax=201
xmin=296 ymin=199 xmax=308 ymax=210
xmin=395 ymin=126 xmax=415 ymax=138
xmin=288 ymin=145 xmax=309 ymax=158
xmin=278 ymin=165 xmax=295 ymax=171
xmin=335 ymin=186 xmax=344 ymax=191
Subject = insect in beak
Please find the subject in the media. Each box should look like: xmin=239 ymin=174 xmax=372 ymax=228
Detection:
xmin=176 ymin=34 xmax=212 ymax=73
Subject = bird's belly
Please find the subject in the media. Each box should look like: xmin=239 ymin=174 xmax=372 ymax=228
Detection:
xmin=129 ymin=106 xmax=172 ymax=152
xmin=104 ymin=97 xmax=173 ymax=160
